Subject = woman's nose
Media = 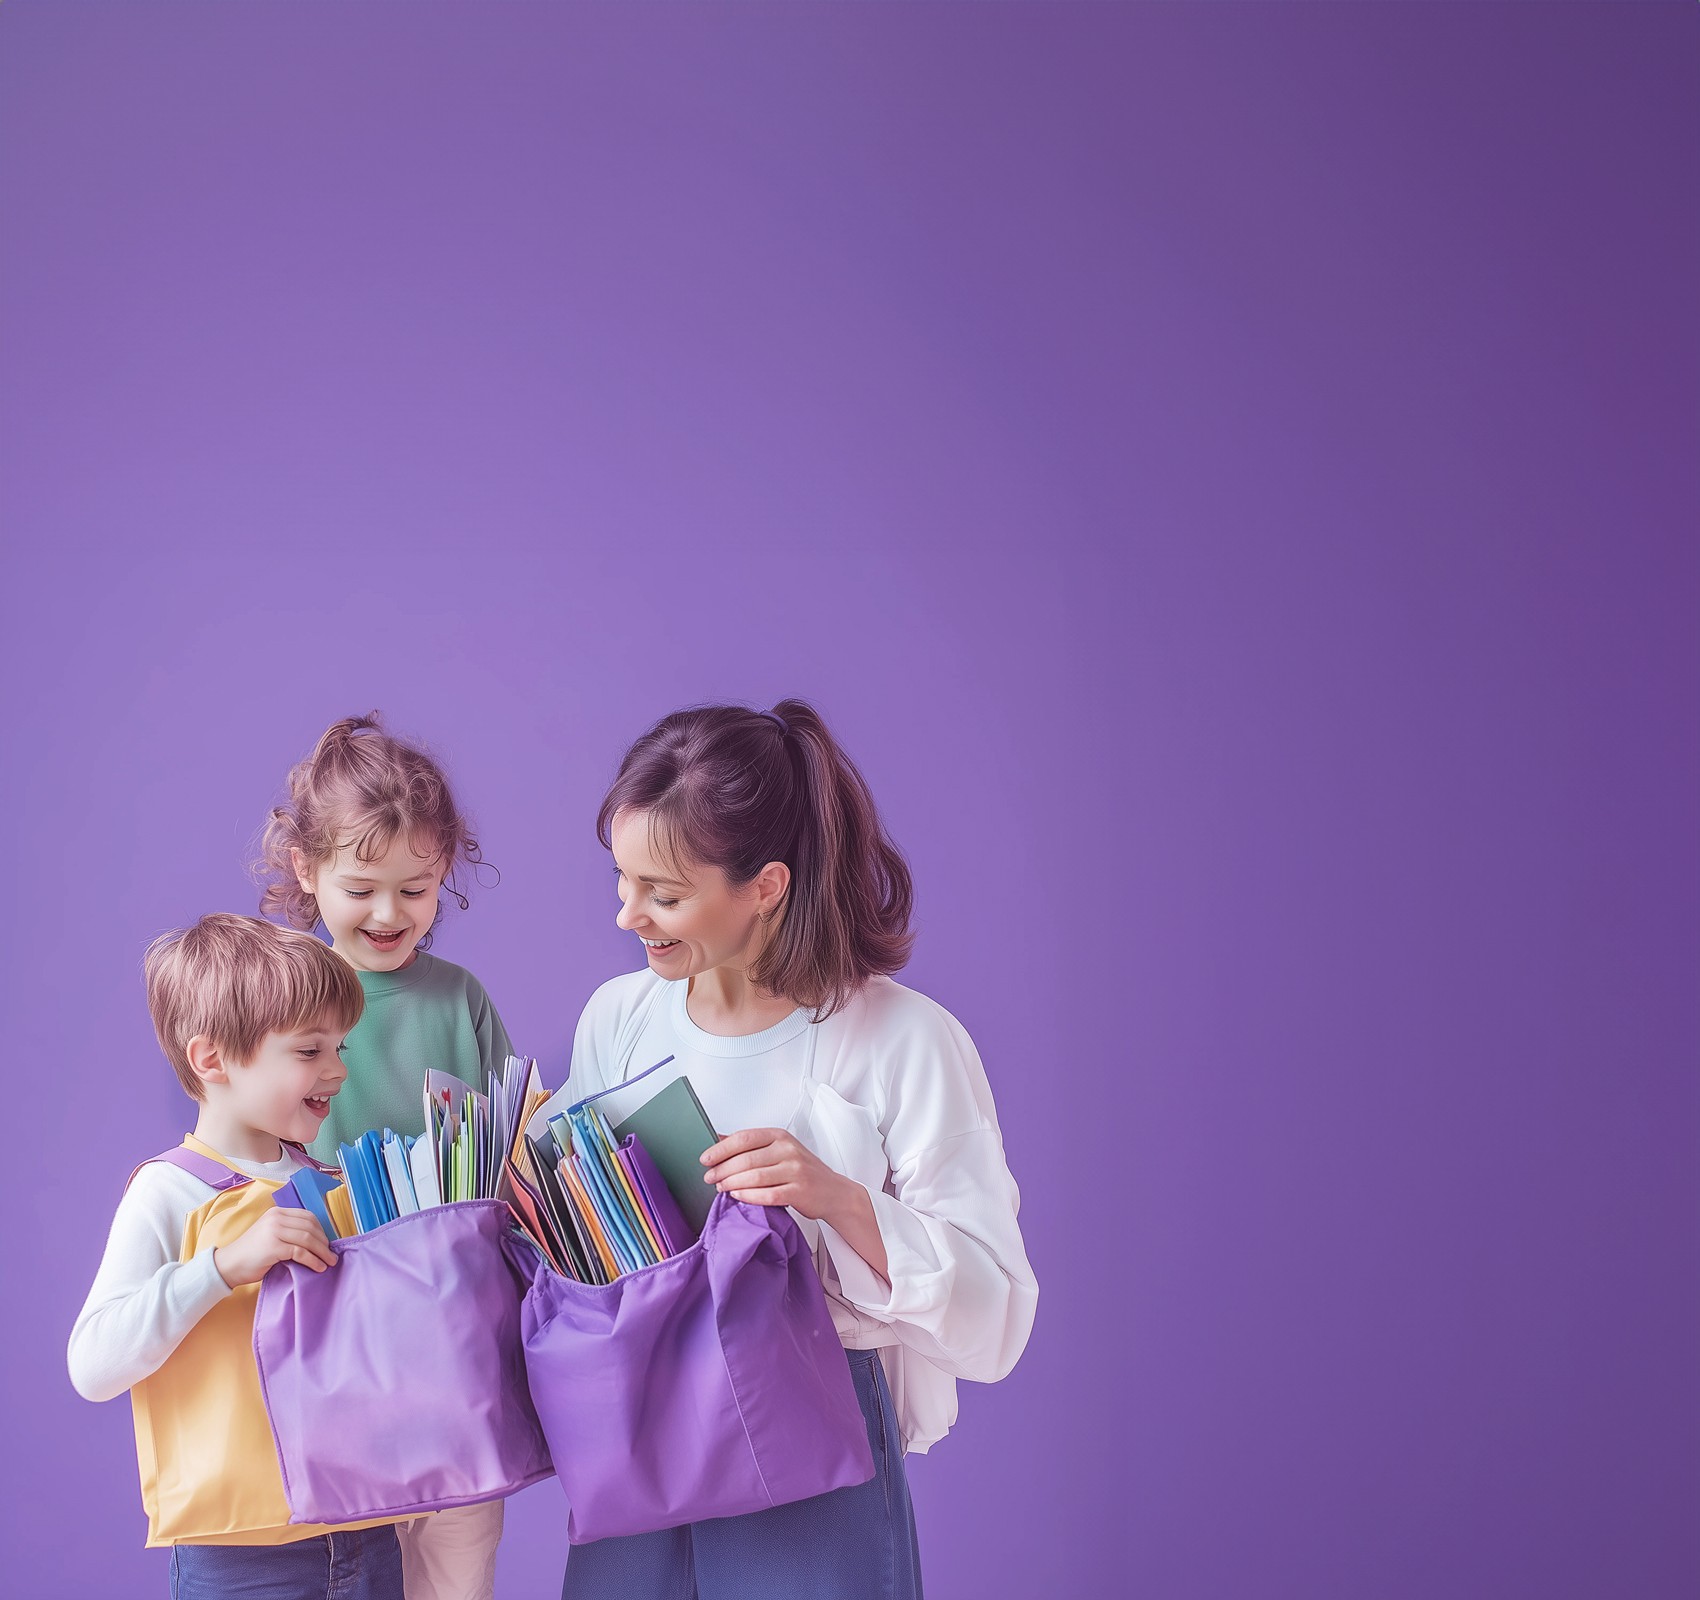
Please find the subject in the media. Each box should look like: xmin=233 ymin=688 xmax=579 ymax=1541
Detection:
xmin=615 ymin=898 xmax=638 ymax=931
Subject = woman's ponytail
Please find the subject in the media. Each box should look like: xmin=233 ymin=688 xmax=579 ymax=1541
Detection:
xmin=755 ymin=699 xmax=913 ymax=1018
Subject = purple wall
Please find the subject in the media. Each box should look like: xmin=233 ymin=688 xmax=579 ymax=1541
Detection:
xmin=2 ymin=4 xmax=1695 ymax=1595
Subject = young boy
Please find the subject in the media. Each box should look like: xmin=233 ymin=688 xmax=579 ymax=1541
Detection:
xmin=69 ymin=913 xmax=405 ymax=1600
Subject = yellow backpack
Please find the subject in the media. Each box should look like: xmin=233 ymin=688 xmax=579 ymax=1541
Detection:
xmin=127 ymin=1134 xmax=394 ymax=1547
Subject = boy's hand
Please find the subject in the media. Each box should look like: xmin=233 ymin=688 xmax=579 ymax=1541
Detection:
xmin=213 ymin=1207 xmax=338 ymax=1288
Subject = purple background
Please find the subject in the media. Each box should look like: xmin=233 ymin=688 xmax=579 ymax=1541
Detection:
xmin=2 ymin=3 xmax=1696 ymax=1595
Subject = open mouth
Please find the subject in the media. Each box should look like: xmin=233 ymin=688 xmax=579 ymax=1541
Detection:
xmin=640 ymin=937 xmax=680 ymax=952
xmin=304 ymin=1094 xmax=334 ymax=1120
xmin=360 ymin=929 xmax=407 ymax=952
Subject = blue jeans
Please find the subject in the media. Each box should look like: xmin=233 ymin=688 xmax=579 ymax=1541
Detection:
xmin=168 ymin=1526 xmax=404 ymax=1600
xmin=562 ymin=1346 xmax=924 ymax=1600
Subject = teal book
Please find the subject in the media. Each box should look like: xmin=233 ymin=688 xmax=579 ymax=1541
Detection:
xmin=611 ymin=1076 xmax=721 ymax=1235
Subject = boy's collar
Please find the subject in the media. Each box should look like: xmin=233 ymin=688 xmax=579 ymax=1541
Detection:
xmin=183 ymin=1129 xmax=303 ymax=1170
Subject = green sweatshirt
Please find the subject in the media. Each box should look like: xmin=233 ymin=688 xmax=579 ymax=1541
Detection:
xmin=309 ymin=950 xmax=515 ymax=1160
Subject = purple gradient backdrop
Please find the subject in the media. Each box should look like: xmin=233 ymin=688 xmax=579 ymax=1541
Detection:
xmin=2 ymin=4 xmax=1696 ymax=1596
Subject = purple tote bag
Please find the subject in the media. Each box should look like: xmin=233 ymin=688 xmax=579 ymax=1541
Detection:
xmin=254 ymin=1199 xmax=554 ymax=1524
xmin=516 ymin=1190 xmax=875 ymax=1544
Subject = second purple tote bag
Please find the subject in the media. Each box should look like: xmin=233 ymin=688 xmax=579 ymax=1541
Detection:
xmin=515 ymin=1190 xmax=875 ymax=1544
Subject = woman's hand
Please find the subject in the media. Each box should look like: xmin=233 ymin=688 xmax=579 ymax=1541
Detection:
xmin=701 ymin=1127 xmax=846 ymax=1218
xmin=702 ymin=1128 xmax=890 ymax=1283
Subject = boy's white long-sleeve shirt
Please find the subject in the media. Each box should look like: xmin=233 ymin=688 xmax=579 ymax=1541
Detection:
xmin=568 ymin=970 xmax=1040 ymax=1455
xmin=67 ymin=1147 xmax=307 ymax=1403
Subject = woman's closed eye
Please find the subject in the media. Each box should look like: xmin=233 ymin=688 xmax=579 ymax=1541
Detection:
xmin=612 ymin=864 xmax=679 ymax=908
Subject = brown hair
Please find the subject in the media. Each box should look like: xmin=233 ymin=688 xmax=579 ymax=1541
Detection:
xmin=596 ymin=698 xmax=914 ymax=1020
xmin=144 ymin=913 xmax=365 ymax=1100
xmin=256 ymin=713 xmax=489 ymax=945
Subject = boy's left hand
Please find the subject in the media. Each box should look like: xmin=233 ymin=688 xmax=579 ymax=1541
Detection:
xmin=701 ymin=1128 xmax=849 ymax=1221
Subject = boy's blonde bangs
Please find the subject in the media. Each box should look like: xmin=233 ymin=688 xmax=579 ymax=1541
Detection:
xmin=145 ymin=914 xmax=364 ymax=1100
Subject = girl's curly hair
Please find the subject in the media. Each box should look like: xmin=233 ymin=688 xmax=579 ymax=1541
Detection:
xmin=255 ymin=713 xmax=489 ymax=947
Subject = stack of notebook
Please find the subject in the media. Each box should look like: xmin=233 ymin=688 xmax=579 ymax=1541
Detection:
xmin=274 ymin=1055 xmax=551 ymax=1239
xmin=273 ymin=1054 xmax=727 ymax=1283
xmin=504 ymin=1069 xmax=721 ymax=1283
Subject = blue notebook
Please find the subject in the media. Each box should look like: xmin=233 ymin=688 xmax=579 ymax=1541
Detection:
xmin=339 ymin=1133 xmax=398 ymax=1232
xmin=272 ymin=1167 xmax=342 ymax=1240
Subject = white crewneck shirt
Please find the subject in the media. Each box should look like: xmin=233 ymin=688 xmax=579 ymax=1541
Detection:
xmin=568 ymin=969 xmax=1038 ymax=1456
xmin=67 ymin=1145 xmax=309 ymax=1403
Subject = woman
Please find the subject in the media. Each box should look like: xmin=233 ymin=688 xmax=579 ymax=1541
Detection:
xmin=563 ymin=699 xmax=1038 ymax=1600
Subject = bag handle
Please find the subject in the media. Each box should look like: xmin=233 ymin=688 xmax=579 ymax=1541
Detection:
xmin=568 ymin=1052 xmax=675 ymax=1115
xmin=566 ymin=975 xmax=677 ymax=1113
xmin=127 ymin=1144 xmax=251 ymax=1193
xmin=802 ymin=1013 xmax=825 ymax=1084
xmin=286 ymin=1142 xmax=340 ymax=1175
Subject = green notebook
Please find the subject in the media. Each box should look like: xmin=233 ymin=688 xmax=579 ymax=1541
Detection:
xmin=611 ymin=1076 xmax=721 ymax=1235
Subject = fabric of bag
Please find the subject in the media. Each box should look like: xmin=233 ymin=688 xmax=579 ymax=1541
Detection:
xmin=518 ymin=1190 xmax=875 ymax=1544
xmin=128 ymin=1137 xmax=392 ymax=1547
xmin=253 ymin=1198 xmax=554 ymax=1525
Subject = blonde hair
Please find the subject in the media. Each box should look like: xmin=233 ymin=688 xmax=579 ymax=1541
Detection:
xmin=255 ymin=713 xmax=488 ymax=942
xmin=144 ymin=914 xmax=365 ymax=1101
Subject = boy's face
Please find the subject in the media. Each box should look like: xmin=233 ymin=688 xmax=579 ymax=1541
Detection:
xmin=203 ymin=1022 xmax=349 ymax=1149
xmin=295 ymin=833 xmax=448 ymax=973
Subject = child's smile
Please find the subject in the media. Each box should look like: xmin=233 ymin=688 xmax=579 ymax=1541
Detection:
xmin=192 ymin=1023 xmax=349 ymax=1162
xmin=295 ymin=833 xmax=448 ymax=974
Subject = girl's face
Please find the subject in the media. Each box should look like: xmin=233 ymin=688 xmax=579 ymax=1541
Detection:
xmin=609 ymin=809 xmax=788 ymax=982
xmin=294 ymin=832 xmax=448 ymax=974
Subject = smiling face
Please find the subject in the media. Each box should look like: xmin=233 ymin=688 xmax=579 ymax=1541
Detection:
xmin=191 ymin=1019 xmax=350 ymax=1159
xmin=293 ymin=832 xmax=448 ymax=973
xmin=609 ymin=808 xmax=788 ymax=982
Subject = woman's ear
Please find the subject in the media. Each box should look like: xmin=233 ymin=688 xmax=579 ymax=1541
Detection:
xmin=185 ymin=1035 xmax=230 ymax=1089
xmin=756 ymin=862 xmax=791 ymax=920
xmin=290 ymin=848 xmax=316 ymax=896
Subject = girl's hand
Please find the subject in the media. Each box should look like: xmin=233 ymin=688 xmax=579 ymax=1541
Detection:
xmin=701 ymin=1128 xmax=852 ymax=1222
xmin=213 ymin=1207 xmax=338 ymax=1288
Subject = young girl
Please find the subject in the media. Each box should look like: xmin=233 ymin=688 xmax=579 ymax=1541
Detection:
xmin=562 ymin=699 xmax=1039 ymax=1600
xmin=256 ymin=712 xmax=511 ymax=1600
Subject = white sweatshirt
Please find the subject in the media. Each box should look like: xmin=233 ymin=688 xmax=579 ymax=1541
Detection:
xmin=67 ymin=1147 xmax=308 ymax=1403
xmin=568 ymin=969 xmax=1039 ymax=1455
